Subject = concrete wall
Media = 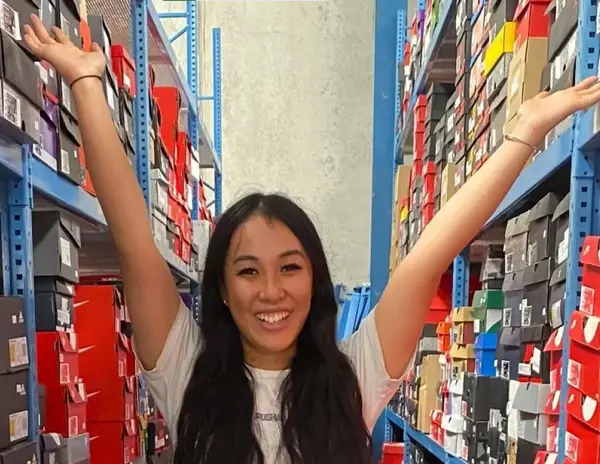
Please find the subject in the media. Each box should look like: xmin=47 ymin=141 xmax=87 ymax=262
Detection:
xmin=155 ymin=0 xmax=377 ymax=287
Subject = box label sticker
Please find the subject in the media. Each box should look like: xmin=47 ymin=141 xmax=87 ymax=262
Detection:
xmin=503 ymin=307 xmax=512 ymax=327
xmin=521 ymin=305 xmax=532 ymax=326
xmin=3 ymin=86 xmax=20 ymax=127
xmin=1 ymin=2 xmax=21 ymax=40
xmin=551 ymin=300 xmax=562 ymax=328
xmin=500 ymin=360 xmax=510 ymax=379
xmin=580 ymin=285 xmax=595 ymax=315
xmin=60 ymin=149 xmax=71 ymax=175
xmin=60 ymin=237 xmax=72 ymax=267
xmin=60 ymin=362 xmax=70 ymax=384
xmin=568 ymin=359 xmax=581 ymax=389
xmin=68 ymin=416 xmax=78 ymax=437
xmin=9 ymin=410 xmax=27 ymax=443
xmin=9 ymin=336 xmax=28 ymax=368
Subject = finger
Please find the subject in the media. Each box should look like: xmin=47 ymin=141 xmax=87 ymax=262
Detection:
xmin=29 ymin=14 xmax=53 ymax=44
xmin=23 ymin=32 xmax=43 ymax=56
xmin=573 ymin=76 xmax=599 ymax=91
xmin=91 ymin=42 xmax=102 ymax=53
xmin=576 ymin=89 xmax=600 ymax=109
xmin=23 ymin=25 xmax=43 ymax=48
xmin=51 ymin=26 xmax=69 ymax=45
xmin=579 ymin=81 xmax=600 ymax=96
xmin=536 ymin=91 xmax=550 ymax=100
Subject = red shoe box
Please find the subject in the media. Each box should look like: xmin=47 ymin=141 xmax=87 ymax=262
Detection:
xmin=579 ymin=236 xmax=600 ymax=316
xmin=87 ymin=375 xmax=136 ymax=422
xmin=111 ymin=45 xmax=136 ymax=98
xmin=89 ymin=420 xmax=138 ymax=464
xmin=45 ymin=382 xmax=87 ymax=437
xmin=37 ymin=331 xmax=79 ymax=387
xmin=515 ymin=1 xmax=551 ymax=49
xmin=567 ymin=310 xmax=600 ymax=398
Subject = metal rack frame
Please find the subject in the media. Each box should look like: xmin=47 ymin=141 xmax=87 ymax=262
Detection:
xmin=0 ymin=0 xmax=222 ymax=448
xmin=370 ymin=0 xmax=600 ymax=461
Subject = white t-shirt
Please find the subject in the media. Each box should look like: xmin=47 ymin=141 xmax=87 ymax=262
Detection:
xmin=140 ymin=302 xmax=402 ymax=463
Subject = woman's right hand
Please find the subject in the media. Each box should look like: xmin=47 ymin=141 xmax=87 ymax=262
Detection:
xmin=23 ymin=14 xmax=105 ymax=86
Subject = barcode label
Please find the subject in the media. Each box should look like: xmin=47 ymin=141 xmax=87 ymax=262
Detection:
xmin=60 ymin=237 xmax=72 ymax=267
xmin=521 ymin=305 xmax=532 ymax=326
xmin=9 ymin=337 xmax=28 ymax=368
xmin=60 ymin=362 xmax=70 ymax=384
xmin=1 ymin=2 xmax=20 ymax=40
xmin=3 ymin=87 xmax=20 ymax=126
xmin=60 ymin=15 xmax=70 ymax=39
xmin=68 ymin=416 xmax=78 ymax=436
xmin=61 ymin=81 xmax=72 ymax=111
xmin=60 ymin=149 xmax=71 ymax=175
xmin=9 ymin=411 xmax=27 ymax=442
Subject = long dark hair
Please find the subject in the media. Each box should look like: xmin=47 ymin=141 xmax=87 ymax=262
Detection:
xmin=173 ymin=193 xmax=371 ymax=464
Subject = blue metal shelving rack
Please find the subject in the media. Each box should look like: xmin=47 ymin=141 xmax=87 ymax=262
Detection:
xmin=370 ymin=0 xmax=600 ymax=462
xmin=0 ymin=0 xmax=222 ymax=450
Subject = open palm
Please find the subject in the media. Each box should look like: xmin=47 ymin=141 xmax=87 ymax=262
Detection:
xmin=517 ymin=76 xmax=600 ymax=145
xmin=23 ymin=14 xmax=105 ymax=86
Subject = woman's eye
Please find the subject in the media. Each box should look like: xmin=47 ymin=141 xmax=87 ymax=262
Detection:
xmin=237 ymin=268 xmax=258 ymax=276
xmin=282 ymin=263 xmax=301 ymax=272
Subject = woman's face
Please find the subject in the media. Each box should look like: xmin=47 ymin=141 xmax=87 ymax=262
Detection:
xmin=222 ymin=214 xmax=313 ymax=370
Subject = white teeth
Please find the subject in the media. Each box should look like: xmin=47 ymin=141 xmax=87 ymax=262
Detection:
xmin=256 ymin=312 xmax=289 ymax=323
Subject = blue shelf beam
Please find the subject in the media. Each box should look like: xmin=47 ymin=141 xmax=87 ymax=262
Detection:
xmin=158 ymin=12 xmax=186 ymax=19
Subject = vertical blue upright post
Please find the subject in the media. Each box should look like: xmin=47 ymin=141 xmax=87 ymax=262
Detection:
xmin=212 ymin=28 xmax=223 ymax=216
xmin=558 ymin=0 xmax=598 ymax=458
xmin=132 ymin=0 xmax=151 ymax=209
xmin=7 ymin=147 xmax=38 ymax=440
xmin=186 ymin=0 xmax=200 ymax=224
xmin=0 ymin=187 xmax=11 ymax=295
xmin=186 ymin=1 xmax=202 ymax=322
xmin=452 ymin=250 xmax=469 ymax=307
xmin=370 ymin=0 xmax=407 ymax=309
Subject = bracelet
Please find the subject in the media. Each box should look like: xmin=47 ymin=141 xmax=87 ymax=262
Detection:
xmin=504 ymin=133 xmax=537 ymax=152
xmin=69 ymin=74 xmax=103 ymax=90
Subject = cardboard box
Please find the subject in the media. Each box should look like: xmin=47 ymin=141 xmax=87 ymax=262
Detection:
xmin=35 ymin=278 xmax=75 ymax=331
xmin=1 ymin=0 xmax=40 ymax=55
xmin=58 ymin=0 xmax=82 ymax=49
xmin=440 ymin=163 xmax=459 ymax=206
xmin=0 ymin=440 xmax=38 ymax=462
xmin=485 ymin=22 xmax=516 ymax=75
xmin=527 ymin=193 xmax=559 ymax=265
xmin=505 ymin=38 xmax=548 ymax=122
xmin=522 ymin=258 xmax=552 ymax=326
xmin=0 ymin=370 xmax=29 ymax=449
xmin=505 ymin=210 xmax=530 ymax=273
xmin=503 ymin=270 xmax=525 ymax=327
xmin=0 ymin=298 xmax=28 ymax=374
xmin=32 ymin=211 xmax=82 ymax=284
xmin=58 ymin=109 xmax=83 ymax=184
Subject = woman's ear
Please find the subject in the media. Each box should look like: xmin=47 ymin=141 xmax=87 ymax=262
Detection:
xmin=220 ymin=284 xmax=228 ymax=307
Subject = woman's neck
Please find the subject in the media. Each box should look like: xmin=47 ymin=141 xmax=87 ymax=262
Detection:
xmin=243 ymin=343 xmax=295 ymax=371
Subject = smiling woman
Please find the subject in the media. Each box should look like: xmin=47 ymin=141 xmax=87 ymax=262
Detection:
xmin=161 ymin=192 xmax=399 ymax=464
xmin=223 ymin=214 xmax=314 ymax=370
